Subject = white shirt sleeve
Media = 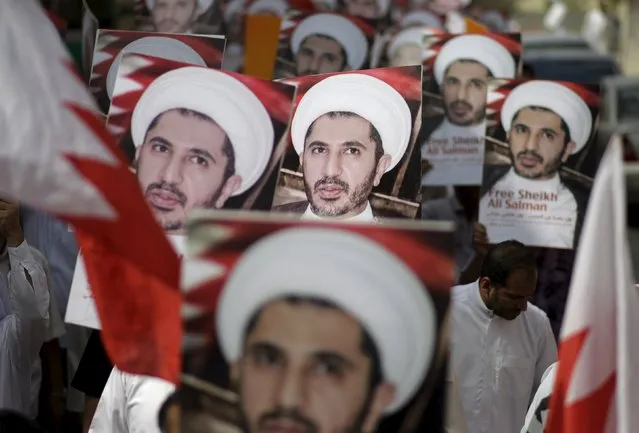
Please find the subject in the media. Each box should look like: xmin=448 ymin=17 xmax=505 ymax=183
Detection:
xmin=89 ymin=367 xmax=176 ymax=433
xmin=7 ymin=241 xmax=49 ymax=324
xmin=89 ymin=369 xmax=126 ymax=433
xmin=534 ymin=317 xmax=558 ymax=394
xmin=29 ymin=247 xmax=65 ymax=341
xmin=0 ymin=241 xmax=48 ymax=413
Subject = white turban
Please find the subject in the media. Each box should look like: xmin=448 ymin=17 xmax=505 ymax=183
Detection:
xmin=216 ymin=227 xmax=437 ymax=414
xmin=386 ymin=27 xmax=436 ymax=63
xmin=145 ymin=0 xmax=214 ymax=13
xmin=291 ymin=73 xmax=412 ymax=172
xmin=399 ymin=10 xmax=445 ymax=29
xmin=106 ymin=36 xmax=207 ymax=100
xmin=500 ymin=80 xmax=593 ymax=154
xmin=290 ymin=13 xmax=369 ymax=71
xmin=246 ymin=0 xmax=288 ymax=15
xmin=131 ymin=67 xmax=274 ymax=196
xmin=433 ymin=34 xmax=516 ymax=86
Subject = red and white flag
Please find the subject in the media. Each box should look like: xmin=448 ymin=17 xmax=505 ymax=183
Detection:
xmin=0 ymin=0 xmax=181 ymax=382
xmin=547 ymin=136 xmax=639 ymax=433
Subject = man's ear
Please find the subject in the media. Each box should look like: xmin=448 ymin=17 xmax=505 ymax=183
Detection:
xmin=373 ymin=155 xmax=392 ymax=186
xmin=361 ymin=382 xmax=396 ymax=433
xmin=215 ymin=175 xmax=242 ymax=208
xmin=561 ymin=141 xmax=576 ymax=162
xmin=478 ymin=276 xmax=491 ymax=298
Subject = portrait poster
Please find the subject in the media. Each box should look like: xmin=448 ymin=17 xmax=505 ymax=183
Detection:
xmin=133 ymin=0 xmax=224 ymax=35
xmin=479 ymin=78 xmax=602 ymax=250
xmin=168 ymin=211 xmax=455 ymax=433
xmin=418 ymin=33 xmax=522 ymax=188
xmin=273 ymin=65 xmax=424 ymax=221
xmin=89 ymin=29 xmax=225 ymax=114
xmin=81 ymin=0 xmax=99 ymax=82
xmin=273 ymin=10 xmax=376 ymax=80
xmin=66 ymin=54 xmax=297 ymax=330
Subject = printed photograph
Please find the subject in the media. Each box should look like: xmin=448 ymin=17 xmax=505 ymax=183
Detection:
xmin=418 ymin=33 xmax=522 ymax=187
xmin=106 ymin=53 xmax=298 ymax=234
xmin=170 ymin=212 xmax=455 ymax=433
xmin=89 ymin=30 xmax=226 ymax=114
xmin=274 ymin=65 xmax=424 ymax=221
xmin=273 ymin=10 xmax=376 ymax=80
xmin=81 ymin=0 xmax=99 ymax=82
xmin=479 ymin=79 xmax=602 ymax=249
xmin=134 ymin=0 xmax=224 ymax=34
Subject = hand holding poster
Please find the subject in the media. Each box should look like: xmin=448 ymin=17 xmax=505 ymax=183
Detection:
xmin=274 ymin=66 xmax=424 ymax=221
xmin=274 ymin=10 xmax=375 ymax=79
xmin=174 ymin=212 xmax=454 ymax=433
xmin=89 ymin=30 xmax=225 ymax=114
xmin=419 ymin=33 xmax=522 ymax=186
xmin=479 ymin=79 xmax=602 ymax=249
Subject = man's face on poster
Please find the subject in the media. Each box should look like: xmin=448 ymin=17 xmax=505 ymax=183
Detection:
xmin=300 ymin=112 xmax=391 ymax=218
xmin=231 ymin=298 xmax=395 ymax=433
xmin=344 ymin=0 xmax=381 ymax=20
xmin=295 ymin=35 xmax=348 ymax=76
xmin=427 ymin=0 xmax=464 ymax=15
xmin=441 ymin=59 xmax=490 ymax=127
xmin=507 ymin=106 xmax=575 ymax=180
xmin=151 ymin=0 xmax=199 ymax=33
xmin=135 ymin=108 xmax=241 ymax=232
xmin=390 ymin=43 xmax=422 ymax=67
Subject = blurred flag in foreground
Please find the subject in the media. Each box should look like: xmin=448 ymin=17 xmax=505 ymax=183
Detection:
xmin=547 ymin=136 xmax=639 ymax=433
xmin=0 ymin=0 xmax=181 ymax=382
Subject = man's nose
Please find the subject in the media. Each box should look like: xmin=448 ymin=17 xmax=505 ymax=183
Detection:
xmin=322 ymin=152 xmax=343 ymax=177
xmin=456 ymin=84 xmax=468 ymax=100
xmin=524 ymin=133 xmax=540 ymax=151
xmin=277 ymin=369 xmax=304 ymax=409
xmin=160 ymin=156 xmax=184 ymax=184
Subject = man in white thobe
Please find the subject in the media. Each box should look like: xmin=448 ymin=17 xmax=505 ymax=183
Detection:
xmin=88 ymin=367 xmax=176 ymax=433
xmin=0 ymin=201 xmax=49 ymax=416
xmin=450 ymin=240 xmax=557 ymax=433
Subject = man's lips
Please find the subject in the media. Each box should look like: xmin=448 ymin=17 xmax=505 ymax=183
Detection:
xmin=450 ymin=103 xmax=471 ymax=117
xmin=518 ymin=155 xmax=542 ymax=167
xmin=317 ymin=185 xmax=344 ymax=200
xmin=149 ymin=190 xmax=181 ymax=209
xmin=261 ymin=418 xmax=309 ymax=433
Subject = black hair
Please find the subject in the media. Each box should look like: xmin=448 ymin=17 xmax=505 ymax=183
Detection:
xmin=303 ymin=111 xmax=385 ymax=163
xmin=145 ymin=108 xmax=237 ymax=181
xmin=244 ymin=295 xmax=384 ymax=390
xmin=512 ymin=106 xmax=572 ymax=147
xmin=479 ymin=240 xmax=537 ymax=287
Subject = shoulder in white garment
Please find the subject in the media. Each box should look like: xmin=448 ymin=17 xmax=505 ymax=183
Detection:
xmin=89 ymin=367 xmax=177 ymax=433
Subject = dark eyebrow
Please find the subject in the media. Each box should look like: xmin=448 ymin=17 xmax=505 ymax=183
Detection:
xmin=313 ymin=351 xmax=356 ymax=370
xmin=189 ymin=148 xmax=218 ymax=164
xmin=540 ymin=127 xmax=559 ymax=136
xmin=306 ymin=140 xmax=368 ymax=150
xmin=247 ymin=341 xmax=281 ymax=354
xmin=340 ymin=141 xmax=367 ymax=150
xmin=148 ymin=136 xmax=173 ymax=148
